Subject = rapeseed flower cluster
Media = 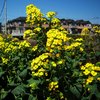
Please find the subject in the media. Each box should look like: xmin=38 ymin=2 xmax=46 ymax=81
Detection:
xmin=26 ymin=4 xmax=44 ymax=24
xmin=82 ymin=28 xmax=89 ymax=33
xmin=66 ymin=42 xmax=82 ymax=51
xmin=48 ymin=82 xmax=58 ymax=91
xmin=12 ymin=38 xmax=19 ymax=42
xmin=32 ymin=45 xmax=38 ymax=51
xmin=0 ymin=36 xmax=3 ymax=42
xmin=31 ymin=53 xmax=49 ymax=77
xmin=93 ymin=26 xmax=99 ymax=30
xmin=1 ymin=57 xmax=9 ymax=64
xmin=80 ymin=63 xmax=100 ymax=86
xmin=18 ymin=40 xmax=31 ymax=49
xmin=51 ymin=17 xmax=61 ymax=28
xmin=29 ymin=82 xmax=37 ymax=89
xmin=94 ymin=30 xmax=100 ymax=35
xmin=58 ymin=27 xmax=65 ymax=31
xmin=23 ymin=29 xmax=32 ymax=39
xmin=34 ymin=27 xmax=41 ymax=32
xmin=81 ymin=28 xmax=89 ymax=36
xmin=46 ymin=29 xmax=69 ymax=51
xmin=74 ymin=38 xmax=84 ymax=42
xmin=46 ymin=11 xmax=57 ymax=18
xmin=5 ymin=44 xmax=17 ymax=53
xmin=0 ymin=42 xmax=5 ymax=50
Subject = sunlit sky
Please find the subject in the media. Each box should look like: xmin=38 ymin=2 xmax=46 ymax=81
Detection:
xmin=0 ymin=0 xmax=100 ymax=24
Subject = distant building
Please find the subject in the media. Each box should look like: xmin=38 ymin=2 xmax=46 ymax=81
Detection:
xmin=7 ymin=16 xmax=94 ymax=35
xmin=7 ymin=17 xmax=27 ymax=34
xmin=75 ymin=20 xmax=92 ymax=34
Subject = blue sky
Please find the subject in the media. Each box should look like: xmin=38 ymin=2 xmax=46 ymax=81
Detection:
xmin=0 ymin=0 xmax=100 ymax=24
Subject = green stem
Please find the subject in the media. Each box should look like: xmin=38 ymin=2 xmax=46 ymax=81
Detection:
xmin=81 ymin=87 xmax=87 ymax=99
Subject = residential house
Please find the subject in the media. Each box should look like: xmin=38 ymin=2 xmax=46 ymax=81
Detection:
xmin=7 ymin=17 xmax=27 ymax=34
xmin=7 ymin=17 xmax=93 ymax=35
xmin=75 ymin=20 xmax=92 ymax=34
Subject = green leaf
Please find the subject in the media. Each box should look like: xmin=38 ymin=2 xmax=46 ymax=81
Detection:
xmin=1 ymin=91 xmax=9 ymax=99
xmin=81 ymin=96 xmax=87 ymax=100
xmin=72 ymin=60 xmax=79 ymax=68
xmin=70 ymin=85 xmax=81 ymax=98
xmin=96 ymin=62 xmax=100 ymax=66
xmin=76 ymin=78 xmax=86 ymax=83
xmin=87 ymin=84 xmax=98 ymax=99
xmin=95 ymin=91 xmax=100 ymax=99
xmin=13 ymin=56 xmax=20 ymax=61
xmin=53 ymin=77 xmax=59 ymax=81
xmin=0 ymin=71 xmax=6 ymax=77
xmin=96 ymin=51 xmax=100 ymax=56
xmin=11 ymin=84 xmax=25 ymax=95
xmin=19 ymin=69 xmax=28 ymax=78
xmin=28 ymin=95 xmax=37 ymax=100
xmin=27 ymin=78 xmax=41 ymax=85
xmin=8 ymin=81 xmax=17 ymax=86
xmin=65 ymin=56 xmax=71 ymax=62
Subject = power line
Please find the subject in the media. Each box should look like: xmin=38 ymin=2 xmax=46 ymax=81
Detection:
xmin=0 ymin=0 xmax=5 ymax=17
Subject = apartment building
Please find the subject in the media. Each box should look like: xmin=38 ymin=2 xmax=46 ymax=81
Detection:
xmin=7 ymin=17 xmax=27 ymax=34
xmin=7 ymin=17 xmax=92 ymax=34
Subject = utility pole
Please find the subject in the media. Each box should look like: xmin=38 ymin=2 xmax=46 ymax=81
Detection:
xmin=5 ymin=0 xmax=7 ymax=33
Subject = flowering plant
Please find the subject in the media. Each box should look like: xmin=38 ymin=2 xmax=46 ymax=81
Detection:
xmin=0 ymin=4 xmax=100 ymax=100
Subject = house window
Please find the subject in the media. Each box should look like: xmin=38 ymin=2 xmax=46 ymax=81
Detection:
xmin=19 ymin=22 xmax=22 ymax=24
xmin=19 ymin=28 xmax=23 ymax=33
xmin=63 ymin=23 xmax=66 ymax=25
xmin=19 ymin=22 xmax=24 ymax=26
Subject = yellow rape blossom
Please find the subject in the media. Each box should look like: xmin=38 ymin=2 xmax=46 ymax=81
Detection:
xmin=51 ymin=17 xmax=61 ymax=26
xmin=80 ymin=47 xmax=84 ymax=52
xmin=23 ymin=29 xmax=32 ymax=39
xmin=91 ymin=71 xmax=97 ymax=76
xmin=79 ymin=62 xmax=82 ymax=65
xmin=58 ymin=27 xmax=65 ymax=31
xmin=75 ymin=38 xmax=83 ymax=42
xmin=1 ymin=57 xmax=9 ymax=64
xmin=51 ymin=61 xmax=57 ymax=67
xmin=56 ymin=53 xmax=60 ymax=57
xmin=82 ymin=28 xmax=89 ymax=33
xmin=88 ymin=88 xmax=90 ymax=91
xmin=46 ymin=11 xmax=56 ymax=18
xmin=97 ymin=77 xmax=100 ymax=81
xmin=32 ymin=46 xmax=38 ymax=51
xmin=83 ymin=69 xmax=90 ymax=75
xmin=0 ymin=36 xmax=3 ymax=42
xmin=48 ymin=82 xmax=58 ymax=91
xmin=34 ymin=27 xmax=41 ymax=32
xmin=86 ymin=76 xmax=94 ymax=85
xmin=29 ymin=82 xmax=37 ymax=89
xmin=93 ymin=26 xmax=99 ymax=30
xmin=57 ymin=60 xmax=63 ymax=64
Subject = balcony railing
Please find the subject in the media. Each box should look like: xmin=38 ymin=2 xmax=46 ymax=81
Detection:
xmin=69 ymin=24 xmax=76 ymax=28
